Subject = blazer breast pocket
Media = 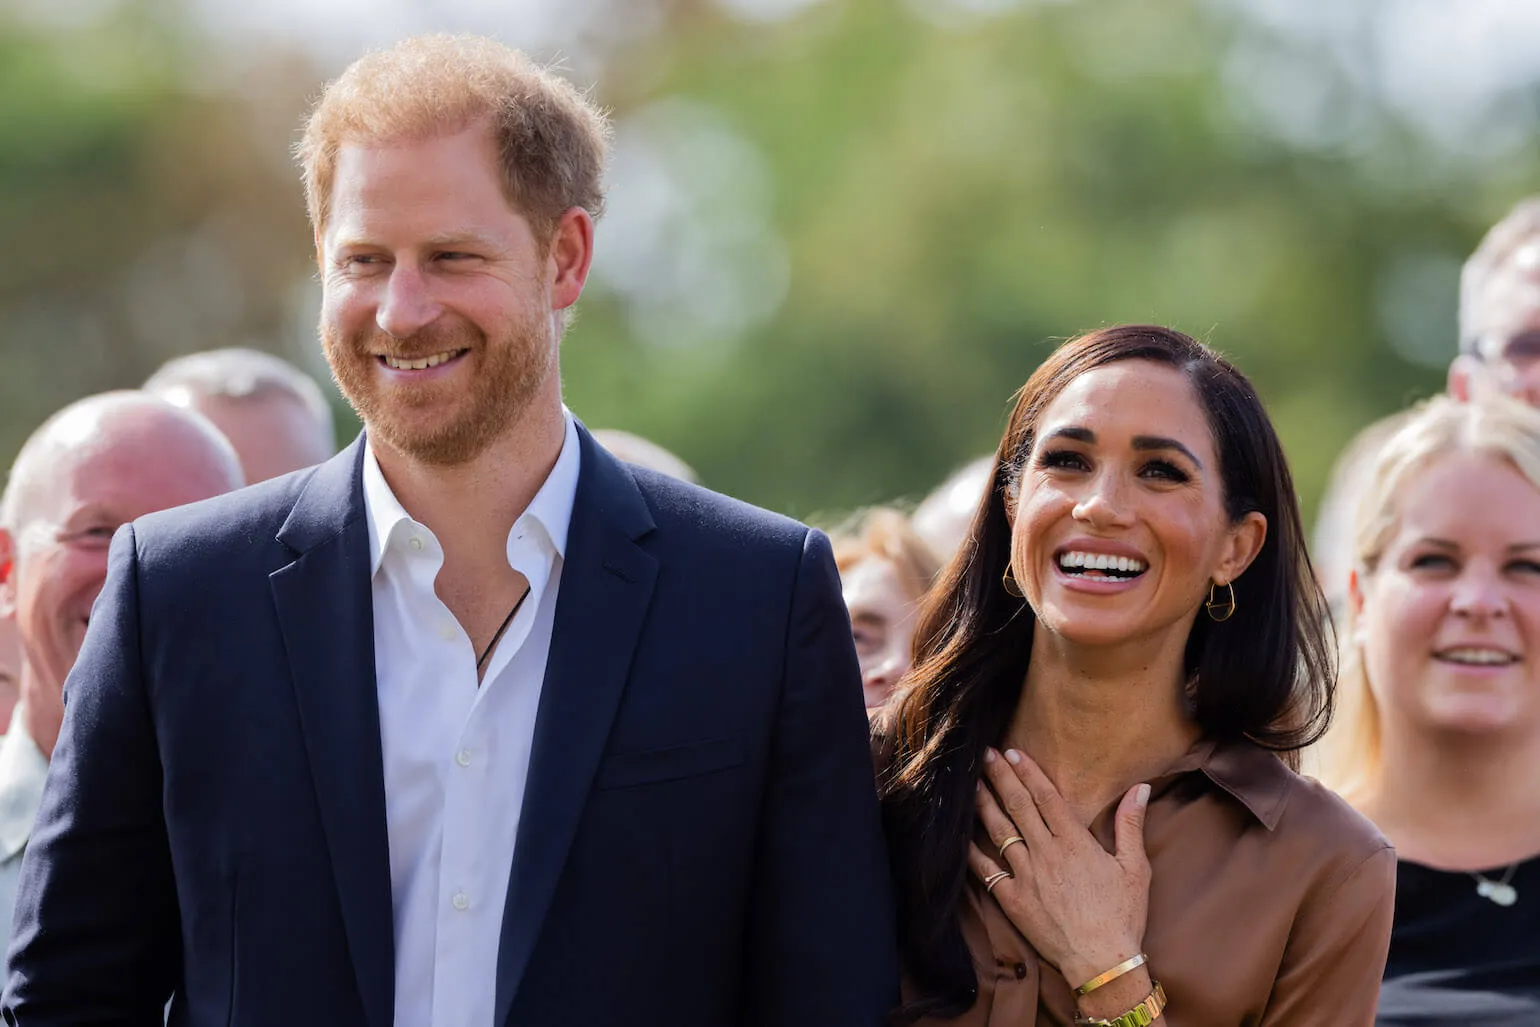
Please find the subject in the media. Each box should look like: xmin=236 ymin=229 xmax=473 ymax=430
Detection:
xmin=594 ymin=737 xmax=744 ymax=790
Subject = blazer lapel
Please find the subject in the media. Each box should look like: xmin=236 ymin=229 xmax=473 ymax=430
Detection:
xmin=270 ymin=438 xmax=395 ymax=1027
xmin=493 ymin=426 xmax=658 ymax=1026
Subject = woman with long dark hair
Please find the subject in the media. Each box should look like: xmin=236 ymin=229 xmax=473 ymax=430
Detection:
xmin=879 ymin=325 xmax=1394 ymax=1025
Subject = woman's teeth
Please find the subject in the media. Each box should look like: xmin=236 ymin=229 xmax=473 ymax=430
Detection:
xmin=1057 ymin=551 xmax=1148 ymax=577
xmin=1436 ymin=647 xmax=1519 ymax=666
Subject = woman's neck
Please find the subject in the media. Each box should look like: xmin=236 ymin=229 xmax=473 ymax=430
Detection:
xmin=1363 ymin=720 xmax=1540 ymax=870
xmin=1002 ymin=628 xmax=1201 ymax=825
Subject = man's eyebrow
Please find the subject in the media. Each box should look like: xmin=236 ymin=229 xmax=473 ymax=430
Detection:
xmin=1132 ymin=435 xmax=1203 ymax=469
xmin=422 ymin=230 xmax=501 ymax=250
xmin=328 ymin=229 xmax=501 ymax=251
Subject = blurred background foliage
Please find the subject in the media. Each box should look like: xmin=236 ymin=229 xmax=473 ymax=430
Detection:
xmin=5 ymin=0 xmax=1538 ymax=522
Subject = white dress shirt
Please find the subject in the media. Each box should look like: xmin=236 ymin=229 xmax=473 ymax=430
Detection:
xmin=0 ymin=705 xmax=49 ymax=946
xmin=363 ymin=413 xmax=581 ymax=1027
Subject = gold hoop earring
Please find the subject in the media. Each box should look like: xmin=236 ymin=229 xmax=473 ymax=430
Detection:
xmin=1002 ymin=565 xmax=1024 ymax=598
xmin=1206 ymin=581 xmax=1236 ymax=622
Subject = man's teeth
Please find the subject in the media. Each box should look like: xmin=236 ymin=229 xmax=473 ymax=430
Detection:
xmin=384 ymin=350 xmax=461 ymax=371
xmin=1437 ymin=647 xmax=1518 ymax=666
xmin=1056 ymin=551 xmax=1148 ymax=575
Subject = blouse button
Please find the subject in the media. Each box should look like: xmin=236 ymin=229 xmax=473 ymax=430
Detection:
xmin=1014 ymin=963 xmax=1028 ymax=980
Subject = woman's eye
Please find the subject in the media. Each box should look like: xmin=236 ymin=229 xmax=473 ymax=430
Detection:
xmin=1139 ymin=459 xmax=1189 ymax=483
xmin=851 ymin=628 xmax=883 ymax=653
xmin=1039 ymin=449 xmax=1088 ymax=471
xmin=1508 ymin=559 xmax=1540 ymax=576
xmin=1409 ymin=553 xmax=1455 ymax=571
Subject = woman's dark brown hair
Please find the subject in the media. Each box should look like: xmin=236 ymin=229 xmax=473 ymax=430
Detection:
xmin=879 ymin=325 xmax=1334 ymax=1019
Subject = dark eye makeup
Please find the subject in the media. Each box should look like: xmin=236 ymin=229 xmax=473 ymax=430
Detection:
xmin=1036 ymin=449 xmax=1190 ymax=484
xmin=1038 ymin=449 xmax=1088 ymax=471
xmin=1139 ymin=459 xmax=1190 ymax=483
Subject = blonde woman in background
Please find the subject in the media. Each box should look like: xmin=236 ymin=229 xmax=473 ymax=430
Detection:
xmin=833 ymin=508 xmax=942 ymax=711
xmin=1318 ymin=393 xmax=1540 ymax=1026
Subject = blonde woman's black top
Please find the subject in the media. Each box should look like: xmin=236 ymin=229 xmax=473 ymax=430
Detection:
xmin=1376 ymin=855 xmax=1540 ymax=1026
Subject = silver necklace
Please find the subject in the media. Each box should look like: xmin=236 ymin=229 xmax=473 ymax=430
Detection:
xmin=1471 ymin=863 xmax=1520 ymax=907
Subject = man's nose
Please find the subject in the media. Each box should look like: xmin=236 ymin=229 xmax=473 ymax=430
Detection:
xmin=376 ymin=264 xmax=442 ymax=340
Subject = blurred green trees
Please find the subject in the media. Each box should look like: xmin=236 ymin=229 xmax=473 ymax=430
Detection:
xmin=4 ymin=0 xmax=1521 ymax=521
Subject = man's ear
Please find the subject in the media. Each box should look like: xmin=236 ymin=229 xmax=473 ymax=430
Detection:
xmin=0 ymin=528 xmax=19 ymax=619
xmin=1449 ymin=354 xmax=1480 ymax=401
xmin=547 ymin=206 xmax=595 ymax=313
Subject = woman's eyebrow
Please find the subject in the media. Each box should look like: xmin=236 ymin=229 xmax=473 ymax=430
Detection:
xmin=1132 ymin=435 xmax=1203 ymax=469
xmin=1039 ymin=426 xmax=1203 ymax=470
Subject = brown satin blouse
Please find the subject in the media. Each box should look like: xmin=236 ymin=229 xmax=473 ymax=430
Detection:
xmin=904 ymin=738 xmax=1397 ymax=1026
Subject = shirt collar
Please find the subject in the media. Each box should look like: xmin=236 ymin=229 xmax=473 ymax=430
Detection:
xmin=1156 ymin=735 xmax=1292 ymax=831
xmin=518 ymin=410 xmax=580 ymax=562
xmin=362 ymin=409 xmax=582 ymax=577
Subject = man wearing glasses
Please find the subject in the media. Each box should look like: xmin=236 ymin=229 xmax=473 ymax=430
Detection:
xmin=1451 ymin=196 xmax=1540 ymax=407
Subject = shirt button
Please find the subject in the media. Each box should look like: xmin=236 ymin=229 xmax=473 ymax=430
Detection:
xmin=1014 ymin=963 xmax=1028 ymax=980
xmin=408 ymin=537 xmax=423 ymax=551
xmin=451 ymin=892 xmax=469 ymax=911
xmin=456 ymin=748 xmax=473 ymax=767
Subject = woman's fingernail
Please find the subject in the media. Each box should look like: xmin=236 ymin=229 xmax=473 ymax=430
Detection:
xmin=1136 ymin=783 xmax=1151 ymax=807
xmin=976 ymin=781 xmax=983 ymax=793
xmin=1005 ymin=749 xmax=1022 ymax=765
xmin=984 ymin=748 xmax=997 ymax=763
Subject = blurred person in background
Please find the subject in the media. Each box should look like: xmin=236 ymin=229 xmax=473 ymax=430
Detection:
xmin=145 ymin=346 xmax=337 ymax=484
xmin=831 ymin=507 xmax=941 ymax=711
xmin=879 ymin=325 xmax=1392 ymax=1025
xmin=1316 ymin=395 xmax=1540 ymax=1026
xmin=0 ymin=620 xmax=21 ymax=736
xmin=912 ymin=455 xmax=994 ymax=562
xmin=4 ymin=35 xmax=896 ymax=1027
xmin=1450 ymin=196 xmax=1540 ymax=408
xmin=1310 ymin=410 xmax=1413 ymax=620
xmin=0 ymin=392 xmax=243 ymax=939
xmin=590 ymin=428 xmax=700 ymax=484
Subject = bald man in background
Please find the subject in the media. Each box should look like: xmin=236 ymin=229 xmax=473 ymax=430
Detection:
xmin=145 ymin=347 xmax=337 ymax=484
xmin=0 ymin=392 xmax=244 ymax=937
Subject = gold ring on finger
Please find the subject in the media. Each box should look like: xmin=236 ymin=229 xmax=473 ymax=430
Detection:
xmin=983 ymin=869 xmax=1012 ymax=894
xmin=998 ymin=835 xmax=1025 ymax=859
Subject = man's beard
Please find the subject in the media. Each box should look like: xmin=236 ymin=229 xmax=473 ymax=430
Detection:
xmin=322 ymin=310 xmax=555 ymax=467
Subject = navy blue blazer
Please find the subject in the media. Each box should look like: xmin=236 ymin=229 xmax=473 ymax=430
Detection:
xmin=3 ymin=426 xmax=898 ymax=1026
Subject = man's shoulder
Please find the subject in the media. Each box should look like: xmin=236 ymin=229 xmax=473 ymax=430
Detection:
xmin=623 ymin=465 xmax=809 ymax=553
xmin=130 ymin=463 xmax=326 ymax=564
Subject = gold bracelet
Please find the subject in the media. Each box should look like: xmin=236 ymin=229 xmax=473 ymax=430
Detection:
xmin=1074 ymin=981 xmax=1166 ymax=1027
xmin=1074 ymin=952 xmax=1147 ymax=996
